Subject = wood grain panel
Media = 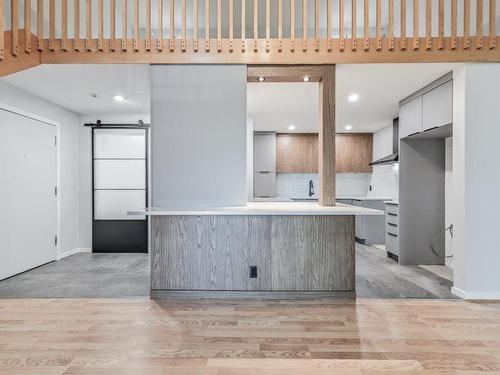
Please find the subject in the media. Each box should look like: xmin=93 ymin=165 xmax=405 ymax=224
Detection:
xmin=151 ymin=215 xmax=354 ymax=293
xmin=319 ymin=65 xmax=336 ymax=206
xmin=271 ymin=215 xmax=355 ymax=291
xmin=335 ymin=133 xmax=373 ymax=173
xmin=276 ymin=133 xmax=319 ymax=173
xmin=335 ymin=133 xmax=372 ymax=173
xmin=152 ymin=215 xmax=272 ymax=291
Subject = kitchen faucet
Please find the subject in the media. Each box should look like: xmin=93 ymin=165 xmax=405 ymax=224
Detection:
xmin=309 ymin=180 xmax=314 ymax=197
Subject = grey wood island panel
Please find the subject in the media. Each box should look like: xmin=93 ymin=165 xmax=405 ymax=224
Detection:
xmin=151 ymin=215 xmax=355 ymax=295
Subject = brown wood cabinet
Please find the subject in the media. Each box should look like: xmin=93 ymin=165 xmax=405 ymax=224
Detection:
xmin=276 ymin=134 xmax=319 ymax=173
xmin=335 ymin=133 xmax=373 ymax=173
xmin=276 ymin=133 xmax=372 ymax=174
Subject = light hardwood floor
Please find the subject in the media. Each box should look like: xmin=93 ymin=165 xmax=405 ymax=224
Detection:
xmin=1 ymin=298 xmax=500 ymax=374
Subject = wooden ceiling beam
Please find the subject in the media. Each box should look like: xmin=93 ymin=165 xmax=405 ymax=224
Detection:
xmin=0 ymin=31 xmax=41 ymax=77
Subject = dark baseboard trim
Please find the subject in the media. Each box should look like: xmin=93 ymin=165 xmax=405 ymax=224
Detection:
xmin=150 ymin=290 xmax=356 ymax=299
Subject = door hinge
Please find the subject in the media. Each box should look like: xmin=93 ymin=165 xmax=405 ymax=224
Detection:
xmin=54 ymin=136 xmax=57 ymax=146
xmin=54 ymin=186 xmax=58 ymax=196
xmin=54 ymin=235 xmax=58 ymax=246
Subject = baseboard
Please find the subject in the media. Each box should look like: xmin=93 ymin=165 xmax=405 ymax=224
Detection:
xmin=451 ymin=287 xmax=500 ymax=301
xmin=451 ymin=287 xmax=467 ymax=299
xmin=151 ymin=290 xmax=356 ymax=299
xmin=58 ymin=247 xmax=91 ymax=260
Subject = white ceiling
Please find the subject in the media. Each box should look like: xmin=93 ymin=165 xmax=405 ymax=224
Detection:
xmin=248 ymin=83 xmax=320 ymax=133
xmin=249 ymin=63 xmax=460 ymax=134
xmin=3 ymin=64 xmax=150 ymax=115
xmin=3 ymin=63 xmax=460 ymax=133
xmin=336 ymin=63 xmax=460 ymax=133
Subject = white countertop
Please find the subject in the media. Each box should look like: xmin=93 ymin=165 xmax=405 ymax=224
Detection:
xmin=128 ymin=201 xmax=384 ymax=216
xmin=337 ymin=196 xmax=393 ymax=201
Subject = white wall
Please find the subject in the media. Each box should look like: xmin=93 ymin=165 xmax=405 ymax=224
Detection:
xmin=78 ymin=114 xmax=150 ymax=250
xmin=0 ymin=80 xmax=81 ymax=258
xmin=151 ymin=65 xmax=247 ymax=207
xmin=445 ymin=137 xmax=453 ymax=267
xmin=452 ymin=63 xmax=500 ymax=300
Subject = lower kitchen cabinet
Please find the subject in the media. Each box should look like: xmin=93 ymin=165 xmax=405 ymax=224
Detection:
xmin=385 ymin=202 xmax=399 ymax=259
xmin=254 ymin=172 xmax=276 ymax=197
xmin=352 ymin=199 xmax=386 ymax=245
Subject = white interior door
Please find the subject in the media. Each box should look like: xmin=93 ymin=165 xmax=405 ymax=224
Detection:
xmin=0 ymin=109 xmax=57 ymax=280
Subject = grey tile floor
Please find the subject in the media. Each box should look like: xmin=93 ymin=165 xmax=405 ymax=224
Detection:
xmin=0 ymin=244 xmax=457 ymax=299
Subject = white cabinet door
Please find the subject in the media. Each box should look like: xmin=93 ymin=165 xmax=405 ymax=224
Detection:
xmin=253 ymin=133 xmax=276 ymax=172
xmin=0 ymin=110 xmax=57 ymax=280
xmin=422 ymin=80 xmax=453 ymax=131
xmin=254 ymin=172 xmax=276 ymax=197
xmin=399 ymin=96 xmax=422 ymax=138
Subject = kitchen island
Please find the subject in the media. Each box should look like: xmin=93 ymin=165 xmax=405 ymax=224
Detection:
xmin=130 ymin=202 xmax=383 ymax=298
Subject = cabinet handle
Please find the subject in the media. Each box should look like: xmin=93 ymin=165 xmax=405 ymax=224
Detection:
xmin=387 ymin=223 xmax=397 ymax=227
xmin=387 ymin=232 xmax=398 ymax=237
xmin=387 ymin=213 xmax=397 ymax=216
xmin=258 ymin=171 xmax=271 ymax=174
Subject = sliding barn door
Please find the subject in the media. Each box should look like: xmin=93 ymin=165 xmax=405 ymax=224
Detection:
xmin=0 ymin=109 xmax=57 ymax=279
xmin=92 ymin=127 xmax=148 ymax=253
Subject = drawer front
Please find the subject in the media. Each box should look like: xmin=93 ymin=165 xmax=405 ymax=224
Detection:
xmin=386 ymin=232 xmax=399 ymax=256
xmin=386 ymin=222 xmax=399 ymax=236
xmin=385 ymin=203 xmax=399 ymax=215
xmin=385 ymin=212 xmax=399 ymax=226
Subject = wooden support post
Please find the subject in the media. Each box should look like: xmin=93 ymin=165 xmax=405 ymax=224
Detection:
xmin=319 ymin=65 xmax=336 ymax=207
xmin=146 ymin=0 xmax=152 ymax=50
xmin=182 ymin=0 xmax=187 ymax=51
xmin=74 ymin=0 xmax=80 ymax=51
xmin=158 ymin=0 xmax=163 ymax=51
xmin=86 ymin=0 xmax=92 ymax=50
xmin=400 ymin=0 xmax=407 ymax=49
xmin=121 ymin=0 xmax=127 ymax=50
xmin=25 ymin=0 xmax=31 ymax=52
xmin=193 ymin=0 xmax=198 ymax=51
xmin=291 ymin=0 xmax=295 ymax=51
xmin=12 ymin=0 xmax=19 ymax=56
xmin=451 ymin=0 xmax=457 ymax=49
xmin=489 ymin=0 xmax=496 ymax=49
xmin=0 ymin=0 xmax=3 ymax=59
xmin=62 ymin=0 xmax=68 ymax=51
xmin=110 ymin=0 xmax=115 ymax=50
xmin=388 ymin=0 xmax=395 ymax=50
xmin=241 ymin=0 xmax=245 ymax=52
xmin=351 ymin=0 xmax=357 ymax=50
xmin=363 ymin=0 xmax=369 ymax=50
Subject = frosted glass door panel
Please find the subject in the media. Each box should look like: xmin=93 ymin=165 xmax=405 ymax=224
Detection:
xmin=94 ymin=190 xmax=146 ymax=220
xmin=94 ymin=129 xmax=146 ymax=158
xmin=94 ymin=160 xmax=146 ymax=189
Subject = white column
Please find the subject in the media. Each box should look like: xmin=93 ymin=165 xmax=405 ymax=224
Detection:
xmin=452 ymin=63 xmax=500 ymax=300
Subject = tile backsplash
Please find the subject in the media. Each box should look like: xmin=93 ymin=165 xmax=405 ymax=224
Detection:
xmin=277 ymin=173 xmax=370 ymax=198
xmin=366 ymin=164 xmax=399 ymax=200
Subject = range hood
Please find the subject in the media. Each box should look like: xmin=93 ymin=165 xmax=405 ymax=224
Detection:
xmin=370 ymin=118 xmax=399 ymax=166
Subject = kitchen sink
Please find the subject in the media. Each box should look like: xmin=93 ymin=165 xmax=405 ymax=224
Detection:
xmin=289 ymin=197 xmax=319 ymax=202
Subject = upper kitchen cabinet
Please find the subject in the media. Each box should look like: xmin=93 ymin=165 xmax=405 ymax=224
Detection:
xmin=399 ymin=73 xmax=453 ymax=138
xmin=254 ymin=132 xmax=276 ymax=172
xmin=276 ymin=134 xmax=319 ymax=173
xmin=336 ymin=134 xmax=373 ymax=173
xmin=422 ymin=80 xmax=453 ymax=131
xmin=399 ymin=96 xmax=423 ymax=138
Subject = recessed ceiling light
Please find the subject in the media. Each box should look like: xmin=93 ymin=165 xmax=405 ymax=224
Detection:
xmin=348 ymin=93 xmax=359 ymax=102
xmin=302 ymin=76 xmax=311 ymax=82
xmin=257 ymin=77 xmax=265 ymax=82
xmin=113 ymin=95 xmax=125 ymax=102
xmin=89 ymin=93 xmax=98 ymax=98
xmin=345 ymin=124 xmax=353 ymax=130
xmin=288 ymin=124 xmax=296 ymax=131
